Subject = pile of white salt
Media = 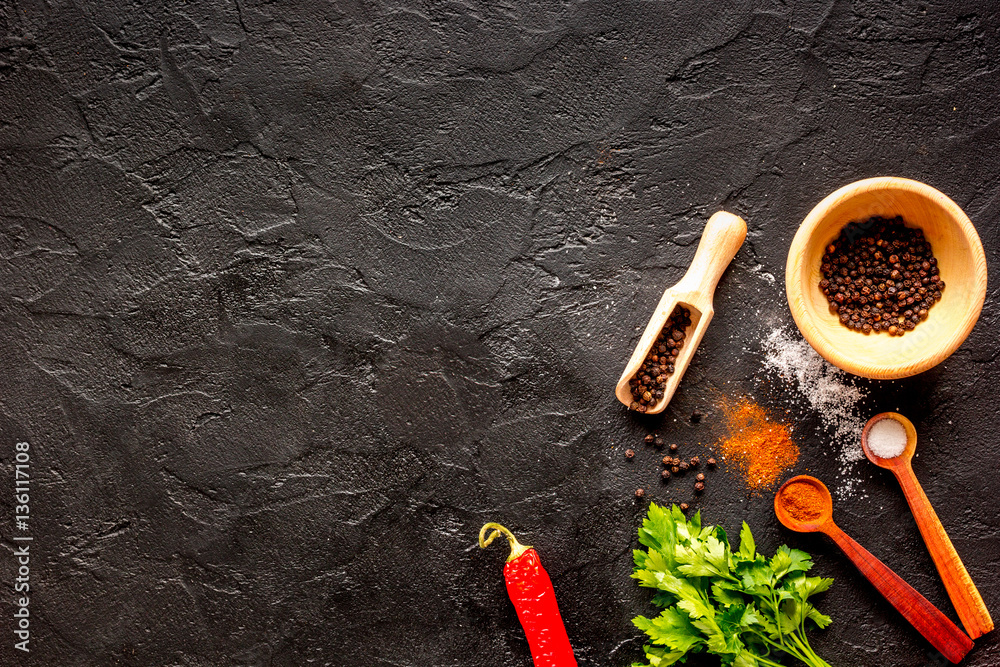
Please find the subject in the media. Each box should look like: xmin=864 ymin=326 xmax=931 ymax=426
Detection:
xmin=866 ymin=418 xmax=907 ymax=459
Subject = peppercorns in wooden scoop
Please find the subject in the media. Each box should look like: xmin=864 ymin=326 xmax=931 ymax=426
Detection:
xmin=615 ymin=211 xmax=747 ymax=414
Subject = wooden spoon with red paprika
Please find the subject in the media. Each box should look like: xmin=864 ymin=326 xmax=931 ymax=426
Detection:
xmin=774 ymin=475 xmax=973 ymax=663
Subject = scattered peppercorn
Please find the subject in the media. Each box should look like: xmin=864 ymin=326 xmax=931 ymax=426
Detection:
xmin=679 ymin=503 xmax=689 ymax=511
xmin=689 ymin=456 xmax=700 ymax=467
xmin=628 ymin=306 xmax=691 ymax=411
xmin=694 ymin=481 xmax=705 ymax=493
xmin=653 ymin=436 xmax=665 ymax=448
xmin=661 ymin=469 xmax=670 ymax=480
xmin=671 ymin=466 xmax=680 ymax=474
xmin=679 ymin=461 xmax=690 ymax=472
xmin=635 ymin=488 xmax=645 ymax=498
xmin=696 ymin=473 xmax=705 ymax=482
xmin=625 ymin=449 xmax=635 ymax=459
xmin=707 ymin=457 xmax=717 ymax=467
xmin=643 ymin=434 xmax=655 ymax=445
xmin=669 ymin=443 xmax=678 ymax=452
xmin=662 ymin=456 xmax=671 ymax=466
xmin=819 ymin=216 xmax=944 ymax=336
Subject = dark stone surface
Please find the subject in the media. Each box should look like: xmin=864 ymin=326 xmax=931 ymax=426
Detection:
xmin=1 ymin=1 xmax=999 ymax=665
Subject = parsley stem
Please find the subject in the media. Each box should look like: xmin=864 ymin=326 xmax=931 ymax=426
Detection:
xmin=753 ymin=653 xmax=787 ymax=667
xmin=754 ymin=631 xmax=809 ymax=664
xmin=787 ymin=631 xmax=831 ymax=667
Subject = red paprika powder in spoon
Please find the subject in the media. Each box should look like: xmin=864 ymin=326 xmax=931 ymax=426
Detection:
xmin=777 ymin=479 xmax=826 ymax=522
xmin=479 ymin=523 xmax=577 ymax=667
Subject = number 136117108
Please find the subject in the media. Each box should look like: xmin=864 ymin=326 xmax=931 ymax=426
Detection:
xmin=14 ymin=442 xmax=30 ymax=531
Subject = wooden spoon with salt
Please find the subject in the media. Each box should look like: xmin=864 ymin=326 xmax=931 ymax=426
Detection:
xmin=862 ymin=412 xmax=994 ymax=639
xmin=775 ymin=475 xmax=974 ymax=663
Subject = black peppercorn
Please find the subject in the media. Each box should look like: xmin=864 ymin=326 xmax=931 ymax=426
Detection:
xmin=678 ymin=461 xmax=689 ymax=471
xmin=625 ymin=449 xmax=635 ymax=459
xmin=696 ymin=473 xmax=705 ymax=482
xmin=669 ymin=443 xmax=678 ymax=452
xmin=627 ymin=306 xmax=690 ymax=409
xmin=689 ymin=456 xmax=700 ymax=467
xmin=643 ymin=434 xmax=655 ymax=445
xmin=661 ymin=469 xmax=670 ymax=480
xmin=694 ymin=481 xmax=705 ymax=493
xmin=635 ymin=488 xmax=645 ymax=498
xmin=653 ymin=437 xmax=665 ymax=448
xmin=679 ymin=502 xmax=689 ymax=511
xmin=671 ymin=466 xmax=680 ymax=474
xmin=662 ymin=456 xmax=671 ymax=466
xmin=707 ymin=457 xmax=717 ymax=467
xmin=819 ymin=216 xmax=942 ymax=337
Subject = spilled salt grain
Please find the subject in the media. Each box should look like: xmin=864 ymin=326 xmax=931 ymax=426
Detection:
xmin=867 ymin=418 xmax=907 ymax=459
xmin=761 ymin=328 xmax=868 ymax=496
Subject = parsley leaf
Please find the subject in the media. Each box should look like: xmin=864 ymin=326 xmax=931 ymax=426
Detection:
xmin=738 ymin=522 xmax=756 ymax=560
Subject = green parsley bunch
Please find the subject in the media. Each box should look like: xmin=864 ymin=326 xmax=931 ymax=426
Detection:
xmin=632 ymin=503 xmax=834 ymax=667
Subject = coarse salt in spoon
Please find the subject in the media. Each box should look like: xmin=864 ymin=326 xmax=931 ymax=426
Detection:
xmin=615 ymin=211 xmax=746 ymax=414
xmin=866 ymin=417 xmax=908 ymax=459
xmin=775 ymin=475 xmax=973 ymax=663
xmin=861 ymin=412 xmax=994 ymax=639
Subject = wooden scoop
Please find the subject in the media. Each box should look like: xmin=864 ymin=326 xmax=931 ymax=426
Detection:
xmin=862 ymin=412 xmax=994 ymax=639
xmin=775 ymin=475 xmax=974 ymax=663
xmin=615 ymin=211 xmax=747 ymax=414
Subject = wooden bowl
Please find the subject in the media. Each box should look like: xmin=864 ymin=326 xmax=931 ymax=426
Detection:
xmin=786 ymin=177 xmax=987 ymax=379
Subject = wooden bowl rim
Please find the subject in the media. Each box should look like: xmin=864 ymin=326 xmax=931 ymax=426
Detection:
xmin=786 ymin=176 xmax=987 ymax=380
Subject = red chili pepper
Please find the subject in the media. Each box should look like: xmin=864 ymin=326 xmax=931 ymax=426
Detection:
xmin=479 ymin=523 xmax=577 ymax=667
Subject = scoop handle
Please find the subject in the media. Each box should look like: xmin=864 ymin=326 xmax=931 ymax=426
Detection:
xmin=824 ymin=523 xmax=973 ymax=663
xmin=894 ymin=461 xmax=994 ymax=638
xmin=675 ymin=211 xmax=747 ymax=296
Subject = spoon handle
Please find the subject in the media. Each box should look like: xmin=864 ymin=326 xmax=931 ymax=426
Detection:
xmin=894 ymin=462 xmax=994 ymax=638
xmin=824 ymin=523 xmax=973 ymax=663
xmin=674 ymin=211 xmax=747 ymax=296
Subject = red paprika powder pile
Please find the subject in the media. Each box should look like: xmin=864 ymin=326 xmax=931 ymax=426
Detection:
xmin=717 ymin=397 xmax=799 ymax=492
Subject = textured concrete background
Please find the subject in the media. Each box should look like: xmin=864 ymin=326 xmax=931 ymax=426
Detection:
xmin=1 ymin=1 xmax=999 ymax=665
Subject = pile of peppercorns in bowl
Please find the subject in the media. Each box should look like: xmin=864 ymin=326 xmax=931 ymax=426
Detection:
xmin=786 ymin=176 xmax=988 ymax=380
xmin=628 ymin=412 xmax=720 ymax=510
xmin=627 ymin=306 xmax=691 ymax=412
xmin=819 ymin=216 xmax=944 ymax=336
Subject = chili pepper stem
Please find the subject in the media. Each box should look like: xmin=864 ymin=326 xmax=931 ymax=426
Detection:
xmin=479 ymin=522 xmax=531 ymax=562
